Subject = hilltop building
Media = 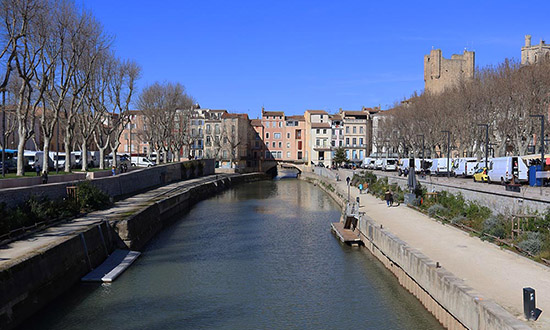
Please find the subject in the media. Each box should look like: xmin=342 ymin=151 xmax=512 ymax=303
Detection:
xmin=424 ymin=49 xmax=475 ymax=94
xmin=521 ymin=35 xmax=550 ymax=65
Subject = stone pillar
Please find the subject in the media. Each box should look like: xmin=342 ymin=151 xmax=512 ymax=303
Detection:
xmin=525 ymin=35 xmax=532 ymax=47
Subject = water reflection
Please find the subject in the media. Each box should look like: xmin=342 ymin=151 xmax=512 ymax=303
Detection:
xmin=22 ymin=179 xmax=442 ymax=330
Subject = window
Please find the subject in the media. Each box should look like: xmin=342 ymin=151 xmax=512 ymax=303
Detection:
xmin=287 ymin=132 xmax=290 ymax=139
xmin=266 ymin=122 xmax=270 ymax=128
xmin=278 ymin=142 xmax=282 ymax=148
xmin=323 ymin=129 xmax=326 ymax=134
xmin=353 ymin=126 xmax=356 ymax=134
xmin=298 ymin=141 xmax=302 ymax=150
xmin=279 ymin=122 xmax=283 ymax=127
xmin=316 ymin=139 xmax=320 ymax=146
xmin=360 ymin=126 xmax=364 ymax=134
xmin=266 ymin=132 xmax=270 ymax=139
xmin=286 ymin=151 xmax=291 ymax=158
xmin=274 ymin=133 xmax=281 ymax=139
xmin=339 ymin=141 xmax=343 ymax=147
xmin=277 ymin=151 xmax=282 ymax=158
xmin=287 ymin=142 xmax=290 ymax=148
xmin=346 ymin=138 xmax=349 ymax=146
xmin=296 ymin=130 xmax=302 ymax=139
xmin=223 ymin=150 xmax=228 ymax=159
xmin=298 ymin=151 xmax=302 ymax=159
xmin=359 ymin=138 xmax=363 ymax=146
xmin=206 ymin=124 xmax=211 ymax=134
xmin=272 ymin=142 xmax=276 ymax=148
xmin=316 ymin=129 xmax=320 ymax=134
xmin=206 ymin=136 xmax=211 ymax=146
xmin=345 ymin=126 xmax=349 ymax=134
xmin=352 ymin=138 xmax=356 ymax=146
xmin=271 ymin=151 xmax=278 ymax=158
xmin=294 ymin=121 xmax=298 ymax=126
xmin=215 ymin=124 xmax=220 ymax=134
xmin=266 ymin=151 xmax=272 ymax=158
xmin=331 ymin=141 xmax=335 ymax=147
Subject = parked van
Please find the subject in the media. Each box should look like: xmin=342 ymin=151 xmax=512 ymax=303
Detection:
xmin=487 ymin=156 xmax=528 ymax=184
xmin=453 ymin=158 xmax=479 ymax=177
xmin=382 ymin=158 xmax=398 ymax=171
xmin=72 ymin=151 xmax=99 ymax=168
xmin=399 ymin=158 xmax=424 ymax=175
xmin=374 ymin=159 xmax=384 ymax=170
xmin=429 ymin=158 xmax=454 ymax=176
xmin=361 ymin=157 xmax=372 ymax=169
xmin=366 ymin=159 xmax=376 ymax=169
xmin=131 ymin=156 xmax=156 ymax=167
xmin=49 ymin=152 xmax=76 ymax=170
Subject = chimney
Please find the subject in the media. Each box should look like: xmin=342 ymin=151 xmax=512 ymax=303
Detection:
xmin=525 ymin=35 xmax=532 ymax=47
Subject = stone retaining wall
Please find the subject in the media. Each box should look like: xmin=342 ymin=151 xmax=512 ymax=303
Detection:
xmin=300 ymin=172 xmax=529 ymax=330
xmin=0 ymin=160 xmax=215 ymax=208
xmin=0 ymin=171 xmax=265 ymax=330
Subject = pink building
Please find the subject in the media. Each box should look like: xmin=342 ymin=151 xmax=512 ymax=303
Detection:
xmin=260 ymin=109 xmax=305 ymax=162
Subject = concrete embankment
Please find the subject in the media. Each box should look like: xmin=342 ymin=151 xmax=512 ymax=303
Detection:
xmin=300 ymin=172 xmax=530 ymax=330
xmin=0 ymin=172 xmax=267 ymax=330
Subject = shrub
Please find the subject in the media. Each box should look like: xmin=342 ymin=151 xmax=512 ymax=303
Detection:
xmin=427 ymin=204 xmax=447 ymax=217
xmin=483 ymin=215 xmax=508 ymax=238
xmin=451 ymin=215 xmax=467 ymax=225
xmin=518 ymin=232 xmax=544 ymax=255
xmin=77 ymin=181 xmax=111 ymax=212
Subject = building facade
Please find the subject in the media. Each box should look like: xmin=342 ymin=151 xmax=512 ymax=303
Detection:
xmin=521 ymin=35 xmax=550 ymax=65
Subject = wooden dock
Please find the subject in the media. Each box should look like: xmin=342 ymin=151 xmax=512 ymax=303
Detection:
xmin=331 ymin=222 xmax=363 ymax=245
xmin=81 ymin=249 xmax=141 ymax=283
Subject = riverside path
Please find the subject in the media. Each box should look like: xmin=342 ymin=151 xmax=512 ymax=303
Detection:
xmin=329 ymin=168 xmax=550 ymax=329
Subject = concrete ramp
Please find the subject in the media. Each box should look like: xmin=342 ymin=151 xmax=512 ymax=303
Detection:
xmin=81 ymin=250 xmax=141 ymax=283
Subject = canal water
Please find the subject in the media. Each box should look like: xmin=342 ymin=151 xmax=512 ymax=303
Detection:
xmin=22 ymin=179 xmax=443 ymax=329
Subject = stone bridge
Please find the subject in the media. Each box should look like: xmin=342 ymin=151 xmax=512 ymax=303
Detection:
xmin=260 ymin=160 xmax=306 ymax=175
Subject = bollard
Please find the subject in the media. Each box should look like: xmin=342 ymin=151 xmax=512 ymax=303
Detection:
xmin=523 ymin=287 xmax=542 ymax=321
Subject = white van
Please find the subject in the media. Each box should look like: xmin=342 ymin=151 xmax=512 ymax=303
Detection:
xmin=382 ymin=158 xmax=397 ymax=171
xmin=72 ymin=151 xmax=99 ymax=168
xmin=454 ymin=158 xmax=479 ymax=177
xmin=429 ymin=158 xmax=453 ymax=176
xmin=49 ymin=152 xmax=75 ymax=170
xmin=487 ymin=156 xmax=528 ymax=184
xmin=399 ymin=158 xmax=424 ymax=175
xmin=131 ymin=156 xmax=156 ymax=167
xmin=374 ymin=159 xmax=384 ymax=170
xmin=362 ymin=157 xmax=372 ymax=169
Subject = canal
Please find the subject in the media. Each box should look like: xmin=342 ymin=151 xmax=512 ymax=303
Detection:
xmin=22 ymin=179 xmax=443 ymax=329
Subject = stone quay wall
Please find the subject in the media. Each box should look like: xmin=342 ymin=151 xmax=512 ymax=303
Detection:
xmin=0 ymin=171 xmax=266 ymax=330
xmin=300 ymin=172 xmax=529 ymax=330
xmin=0 ymin=159 xmax=216 ymax=208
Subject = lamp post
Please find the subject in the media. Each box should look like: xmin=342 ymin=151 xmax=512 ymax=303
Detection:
xmin=530 ymin=115 xmax=545 ymax=168
xmin=417 ymin=134 xmax=425 ymax=171
xmin=441 ymin=130 xmax=451 ymax=177
xmin=346 ymin=176 xmax=351 ymax=202
xmin=477 ymin=124 xmax=489 ymax=168
xmin=1 ymin=90 xmax=5 ymax=178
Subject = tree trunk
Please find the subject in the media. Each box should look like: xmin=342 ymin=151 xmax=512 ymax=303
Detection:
xmin=64 ymin=128 xmax=72 ymax=173
xmin=99 ymin=147 xmax=106 ymax=169
xmin=16 ymin=133 xmax=26 ymax=176
xmin=81 ymin=142 xmax=88 ymax=172
xmin=42 ymin=136 xmax=50 ymax=174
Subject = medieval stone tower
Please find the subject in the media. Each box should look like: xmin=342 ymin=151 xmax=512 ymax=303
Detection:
xmin=424 ymin=49 xmax=475 ymax=94
xmin=521 ymin=35 xmax=550 ymax=65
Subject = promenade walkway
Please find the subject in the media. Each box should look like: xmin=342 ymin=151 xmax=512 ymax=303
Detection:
xmin=0 ymin=173 xmax=237 ymax=270
xmin=329 ymin=169 xmax=550 ymax=329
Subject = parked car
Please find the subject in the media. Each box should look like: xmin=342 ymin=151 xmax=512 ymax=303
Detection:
xmin=473 ymin=167 xmax=488 ymax=183
xmin=382 ymin=158 xmax=398 ymax=171
xmin=0 ymin=158 xmax=17 ymax=173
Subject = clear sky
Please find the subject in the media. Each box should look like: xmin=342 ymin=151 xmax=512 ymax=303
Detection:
xmin=79 ymin=0 xmax=548 ymax=117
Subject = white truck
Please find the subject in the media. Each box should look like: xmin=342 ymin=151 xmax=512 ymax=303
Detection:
xmin=487 ymin=156 xmax=528 ymax=184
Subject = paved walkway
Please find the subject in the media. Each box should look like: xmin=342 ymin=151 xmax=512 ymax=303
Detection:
xmin=327 ymin=169 xmax=550 ymax=329
xmin=0 ymin=174 xmax=237 ymax=270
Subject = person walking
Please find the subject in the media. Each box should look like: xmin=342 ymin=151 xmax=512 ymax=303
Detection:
xmin=385 ymin=189 xmax=392 ymax=207
xmin=358 ymin=183 xmax=363 ymax=194
xmin=34 ymin=162 xmax=41 ymax=176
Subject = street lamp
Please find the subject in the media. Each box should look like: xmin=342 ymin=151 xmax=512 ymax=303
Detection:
xmin=417 ymin=134 xmax=425 ymax=171
xmin=477 ymin=124 xmax=489 ymax=168
xmin=530 ymin=115 xmax=545 ymax=168
xmin=441 ymin=130 xmax=451 ymax=178
xmin=1 ymin=90 xmax=5 ymax=178
xmin=346 ymin=176 xmax=351 ymax=202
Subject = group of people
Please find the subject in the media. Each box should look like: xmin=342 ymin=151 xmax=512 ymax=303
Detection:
xmin=384 ymin=189 xmax=394 ymax=207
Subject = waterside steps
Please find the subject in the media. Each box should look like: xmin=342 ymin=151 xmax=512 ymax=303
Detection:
xmin=81 ymin=249 xmax=141 ymax=283
xmin=331 ymin=222 xmax=363 ymax=246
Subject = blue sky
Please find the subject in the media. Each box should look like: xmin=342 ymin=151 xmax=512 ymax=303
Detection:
xmin=80 ymin=0 xmax=548 ymax=117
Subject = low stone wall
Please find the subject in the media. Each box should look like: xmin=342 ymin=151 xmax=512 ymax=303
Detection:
xmin=0 ymin=172 xmax=87 ymax=189
xmin=374 ymin=172 xmax=549 ymax=215
xmin=0 ymin=171 xmax=266 ymax=330
xmin=113 ymin=173 xmax=267 ymax=250
xmin=0 ymin=159 xmax=215 ymax=208
xmin=300 ymin=172 xmax=529 ymax=330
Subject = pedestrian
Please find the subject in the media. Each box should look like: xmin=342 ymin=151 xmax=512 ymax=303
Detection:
xmin=385 ymin=189 xmax=392 ymax=207
xmin=389 ymin=190 xmax=394 ymax=206
xmin=358 ymin=183 xmax=363 ymax=194
xmin=111 ymin=166 xmax=116 ymax=176
xmin=41 ymin=171 xmax=48 ymax=184
xmin=365 ymin=182 xmax=369 ymax=194
xmin=34 ymin=162 xmax=41 ymax=177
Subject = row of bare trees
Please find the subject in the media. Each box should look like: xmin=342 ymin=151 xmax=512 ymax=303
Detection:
xmin=137 ymin=82 xmax=195 ymax=163
xmin=377 ymin=58 xmax=550 ymax=159
xmin=0 ymin=0 xmax=141 ymax=175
